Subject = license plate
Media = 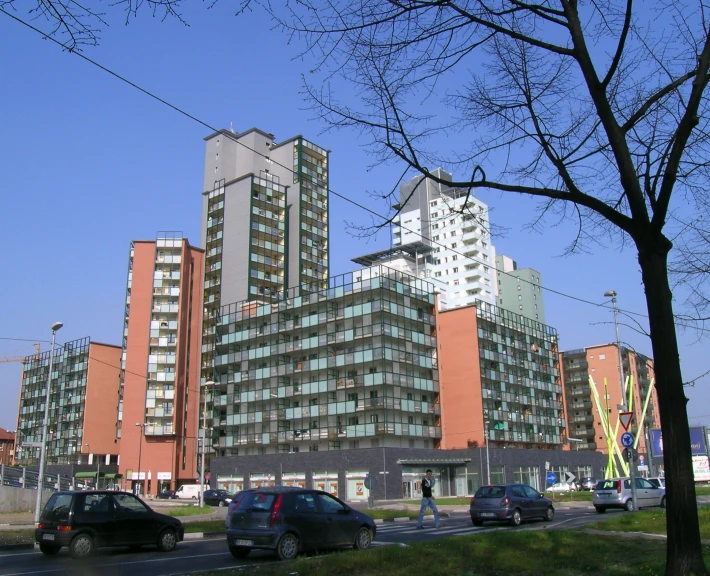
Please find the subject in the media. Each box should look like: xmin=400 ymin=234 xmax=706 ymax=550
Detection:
xmin=480 ymin=513 xmax=495 ymax=518
xmin=600 ymin=493 xmax=610 ymax=497
xmin=42 ymin=534 xmax=55 ymax=541
xmin=235 ymin=539 xmax=253 ymax=546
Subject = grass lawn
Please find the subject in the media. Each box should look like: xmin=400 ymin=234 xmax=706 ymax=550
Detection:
xmin=0 ymin=530 xmax=34 ymax=546
xmin=159 ymin=505 xmax=221 ymax=517
xmin=185 ymin=530 xmax=708 ymax=576
xmin=696 ymin=486 xmax=710 ymax=496
xmin=589 ymin=506 xmax=710 ymax=540
xmin=545 ymin=491 xmax=594 ymax=502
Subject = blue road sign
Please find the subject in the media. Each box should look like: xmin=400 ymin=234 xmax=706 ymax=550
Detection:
xmin=546 ymin=472 xmax=557 ymax=484
xmin=621 ymin=432 xmax=635 ymax=448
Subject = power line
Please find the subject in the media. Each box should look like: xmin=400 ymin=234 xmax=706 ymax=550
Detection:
xmin=0 ymin=337 xmax=52 ymax=343
xmin=3 ymin=8 xmax=705 ymax=333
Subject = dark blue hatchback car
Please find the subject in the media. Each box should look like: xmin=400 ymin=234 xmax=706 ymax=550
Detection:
xmin=227 ymin=487 xmax=376 ymax=560
xmin=470 ymin=484 xmax=555 ymax=527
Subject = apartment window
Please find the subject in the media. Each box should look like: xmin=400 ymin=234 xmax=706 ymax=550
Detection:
xmin=518 ymin=285 xmax=522 ymax=290
xmin=432 ymin=224 xmax=439 ymax=229
xmin=348 ymin=417 xmax=359 ymax=426
xmin=451 ymin=243 xmax=457 ymax=249
xmin=599 ymin=354 xmax=606 ymax=360
xmin=450 ymin=230 xmax=457 ymax=236
xmin=434 ymin=272 xmax=442 ymax=277
xmin=449 ymin=219 xmax=455 ymax=225
xmin=519 ymin=305 xmax=523 ymax=310
xmin=452 ymin=255 xmax=458 ymax=261
xmin=518 ymin=295 xmax=522 ymax=300
xmin=482 ymin=241 xmax=487 ymax=248
xmin=453 ymin=280 xmax=459 ymax=286
xmin=370 ymin=414 xmax=379 ymax=423
xmin=310 ymin=444 xmax=319 ymax=452
xmin=484 ymin=266 xmax=489 ymax=272
xmin=423 ymin=419 xmax=429 ymax=426
xmin=431 ymin=201 xmax=438 ymax=207
xmin=311 ymin=420 xmax=319 ymax=429
xmin=433 ymin=236 xmax=440 ymax=241
xmin=453 ymin=267 xmax=459 ymax=273
xmin=408 ymin=416 xmax=414 ymax=424
xmin=535 ymin=304 xmax=538 ymax=309
xmin=407 ymin=393 xmax=413 ymax=400
xmin=347 ymin=393 xmax=358 ymax=402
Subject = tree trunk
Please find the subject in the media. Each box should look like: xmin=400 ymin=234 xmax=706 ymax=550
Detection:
xmin=637 ymin=237 xmax=707 ymax=576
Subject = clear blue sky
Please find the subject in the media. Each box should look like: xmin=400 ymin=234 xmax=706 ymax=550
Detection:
xmin=1 ymin=4 xmax=708 ymax=434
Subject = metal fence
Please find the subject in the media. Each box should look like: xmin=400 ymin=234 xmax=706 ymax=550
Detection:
xmin=0 ymin=464 xmax=73 ymax=492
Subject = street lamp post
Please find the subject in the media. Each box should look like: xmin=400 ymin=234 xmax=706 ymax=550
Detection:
xmin=604 ymin=290 xmax=637 ymax=510
xmin=135 ymin=423 xmax=144 ymax=496
xmin=34 ymin=321 xmax=63 ymax=525
xmin=200 ymin=380 xmax=216 ymax=508
xmin=484 ymin=420 xmax=491 ymax=485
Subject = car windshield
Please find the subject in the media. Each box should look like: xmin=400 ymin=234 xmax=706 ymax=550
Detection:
xmin=474 ymin=486 xmax=507 ymax=498
xmin=233 ymin=492 xmax=276 ymax=512
xmin=41 ymin=494 xmax=73 ymax=521
xmin=596 ymin=480 xmax=623 ymax=490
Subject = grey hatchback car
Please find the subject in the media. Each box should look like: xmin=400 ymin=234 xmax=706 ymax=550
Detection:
xmin=593 ymin=477 xmax=666 ymax=513
xmin=470 ymin=484 xmax=555 ymax=527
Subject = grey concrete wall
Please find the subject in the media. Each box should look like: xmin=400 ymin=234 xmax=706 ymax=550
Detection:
xmin=211 ymin=446 xmax=607 ymax=502
xmin=221 ymin=178 xmax=252 ymax=305
xmin=0 ymin=486 xmax=51 ymax=513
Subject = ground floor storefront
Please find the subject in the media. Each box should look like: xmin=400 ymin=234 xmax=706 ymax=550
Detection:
xmin=210 ymin=447 xmax=606 ymax=501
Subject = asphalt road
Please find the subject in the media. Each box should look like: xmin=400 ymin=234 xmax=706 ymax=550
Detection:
xmin=0 ymin=506 xmax=626 ymax=576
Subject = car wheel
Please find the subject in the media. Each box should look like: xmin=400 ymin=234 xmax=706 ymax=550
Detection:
xmin=39 ymin=543 xmax=61 ymax=555
xmin=509 ymin=509 xmax=522 ymax=527
xmin=660 ymin=496 xmax=667 ymax=509
xmin=545 ymin=506 xmax=555 ymax=521
xmin=595 ymin=506 xmax=606 ymax=514
xmin=229 ymin=546 xmax=250 ymax=559
xmin=69 ymin=534 xmax=94 ymax=559
xmin=157 ymin=529 xmax=178 ymax=552
xmin=624 ymin=499 xmax=635 ymax=512
xmin=473 ymin=519 xmax=483 ymax=527
xmin=353 ymin=526 xmax=372 ymax=550
xmin=277 ymin=533 xmax=299 ymax=561
xmin=218 ymin=500 xmax=225 ymax=508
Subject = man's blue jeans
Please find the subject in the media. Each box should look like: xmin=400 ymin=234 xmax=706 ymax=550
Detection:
xmin=417 ymin=497 xmax=440 ymax=527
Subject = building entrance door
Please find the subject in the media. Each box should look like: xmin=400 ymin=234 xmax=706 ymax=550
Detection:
xmin=402 ymin=481 xmax=412 ymax=499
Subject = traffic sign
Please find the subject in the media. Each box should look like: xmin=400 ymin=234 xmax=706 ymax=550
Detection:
xmin=546 ymin=472 xmax=557 ymax=484
xmin=619 ymin=412 xmax=634 ymax=431
xmin=621 ymin=432 xmax=635 ymax=447
xmin=364 ymin=476 xmax=376 ymax=490
xmin=564 ymin=471 xmax=576 ymax=483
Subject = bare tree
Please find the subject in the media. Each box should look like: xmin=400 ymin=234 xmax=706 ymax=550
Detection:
xmin=253 ymin=1 xmax=710 ymax=574
xmin=0 ymin=0 xmax=187 ymax=49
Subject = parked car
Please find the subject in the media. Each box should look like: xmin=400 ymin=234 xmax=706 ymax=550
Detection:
xmin=647 ymin=477 xmax=666 ymax=489
xmin=226 ymin=487 xmax=376 ymax=560
xmin=470 ymin=484 xmax=555 ymax=527
xmin=593 ymin=477 xmax=666 ymax=513
xmin=35 ymin=490 xmax=184 ymax=558
xmin=546 ymin=482 xmax=576 ymax=493
xmin=579 ymin=477 xmax=598 ymax=491
xmin=204 ymin=489 xmax=232 ymax=507
xmin=175 ymin=484 xmax=208 ymax=500
xmin=156 ymin=490 xmax=178 ymax=500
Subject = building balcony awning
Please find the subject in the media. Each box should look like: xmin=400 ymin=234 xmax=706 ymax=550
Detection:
xmin=103 ymin=474 xmax=123 ymax=479
xmin=74 ymin=472 xmax=97 ymax=479
xmin=396 ymin=458 xmax=472 ymax=466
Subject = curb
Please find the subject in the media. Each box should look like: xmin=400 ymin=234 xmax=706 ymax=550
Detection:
xmin=373 ymin=513 xmax=451 ymax=525
xmin=184 ymin=531 xmax=226 ymax=540
xmin=0 ymin=543 xmax=34 ymax=551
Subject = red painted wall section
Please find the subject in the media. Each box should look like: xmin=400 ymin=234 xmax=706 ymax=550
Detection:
xmin=83 ymin=342 xmax=122 ymax=459
xmin=436 ymin=305 xmax=485 ymax=450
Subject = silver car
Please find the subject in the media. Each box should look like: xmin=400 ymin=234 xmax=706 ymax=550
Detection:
xmin=593 ymin=477 xmax=666 ymax=513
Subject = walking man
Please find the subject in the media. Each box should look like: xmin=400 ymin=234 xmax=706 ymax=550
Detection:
xmin=416 ymin=469 xmax=441 ymax=529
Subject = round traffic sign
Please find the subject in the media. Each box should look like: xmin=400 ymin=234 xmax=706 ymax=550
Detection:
xmin=621 ymin=432 xmax=635 ymax=448
xmin=546 ymin=472 xmax=557 ymax=484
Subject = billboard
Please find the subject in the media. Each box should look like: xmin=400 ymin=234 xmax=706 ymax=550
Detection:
xmin=693 ymin=456 xmax=710 ymax=482
xmin=649 ymin=427 xmax=707 ymax=458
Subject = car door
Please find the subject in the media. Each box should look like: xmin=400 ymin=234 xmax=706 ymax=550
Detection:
xmin=74 ymin=493 xmax=114 ymax=547
xmin=282 ymin=492 xmax=326 ymax=549
xmin=316 ymin=493 xmax=358 ymax=547
xmin=111 ymin=493 xmax=157 ymax=545
xmin=523 ymin=485 xmax=546 ymax=517
xmin=511 ymin=485 xmax=533 ymax=519
xmin=636 ymin=478 xmax=661 ymax=507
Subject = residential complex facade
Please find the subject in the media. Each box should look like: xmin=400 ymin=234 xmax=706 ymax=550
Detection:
xmin=14 ymin=338 xmax=121 ymax=467
xmin=0 ymin=427 xmax=15 ymax=465
xmin=390 ymin=169 xmax=496 ymax=309
xmin=116 ymin=233 xmax=205 ymax=496
xmin=495 ymin=254 xmax=546 ymax=323
xmin=209 ymin=266 xmax=440 ymax=457
xmin=437 ymin=302 xmax=566 ymax=451
xmin=560 ymin=344 xmax=659 ymax=455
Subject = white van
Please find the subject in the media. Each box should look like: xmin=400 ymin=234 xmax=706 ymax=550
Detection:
xmin=175 ymin=484 xmax=208 ymax=500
